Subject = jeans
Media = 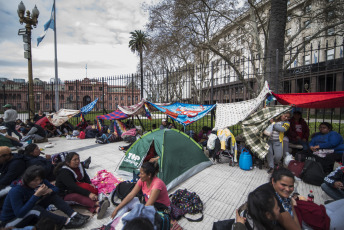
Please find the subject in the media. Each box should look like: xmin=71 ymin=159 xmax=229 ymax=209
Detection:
xmin=321 ymin=183 xmax=344 ymax=200
xmin=5 ymin=122 xmax=22 ymax=140
xmin=5 ymin=193 xmax=74 ymax=228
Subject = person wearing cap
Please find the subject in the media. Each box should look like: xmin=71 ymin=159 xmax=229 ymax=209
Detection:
xmin=0 ymin=146 xmax=26 ymax=208
xmin=0 ymin=126 xmax=24 ymax=149
xmin=159 ymin=119 xmax=172 ymax=130
xmin=3 ymin=104 xmax=22 ymax=140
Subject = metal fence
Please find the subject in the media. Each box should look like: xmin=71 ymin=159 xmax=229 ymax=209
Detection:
xmin=0 ymin=38 xmax=343 ymax=136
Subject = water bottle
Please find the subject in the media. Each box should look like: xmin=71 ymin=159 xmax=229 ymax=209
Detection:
xmin=307 ymin=190 xmax=314 ymax=202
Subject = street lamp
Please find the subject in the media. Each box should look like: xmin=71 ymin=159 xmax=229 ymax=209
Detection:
xmin=17 ymin=1 xmax=39 ymax=120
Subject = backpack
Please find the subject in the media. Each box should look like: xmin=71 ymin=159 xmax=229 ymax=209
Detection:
xmin=110 ymin=181 xmax=143 ymax=206
xmin=79 ymin=131 xmax=85 ymax=139
xmin=169 ymin=189 xmax=203 ymax=222
xmin=301 ymin=159 xmax=326 ymax=186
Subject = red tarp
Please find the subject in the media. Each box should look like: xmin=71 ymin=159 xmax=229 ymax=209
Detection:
xmin=271 ymin=91 xmax=344 ymax=108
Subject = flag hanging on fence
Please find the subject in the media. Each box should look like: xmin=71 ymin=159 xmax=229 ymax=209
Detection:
xmin=80 ymin=112 xmax=84 ymax=122
xmin=37 ymin=2 xmax=55 ymax=46
xmin=144 ymin=103 xmax=152 ymax=120
xmin=96 ymin=118 xmax=102 ymax=132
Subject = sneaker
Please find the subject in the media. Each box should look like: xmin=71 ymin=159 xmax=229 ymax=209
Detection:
xmin=83 ymin=157 xmax=91 ymax=169
xmin=64 ymin=216 xmax=86 ymax=229
xmin=74 ymin=213 xmax=91 ymax=221
xmin=267 ymin=167 xmax=274 ymax=174
xmin=97 ymin=198 xmax=110 ymax=219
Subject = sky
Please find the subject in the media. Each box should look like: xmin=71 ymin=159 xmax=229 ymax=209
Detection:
xmin=0 ymin=0 xmax=153 ymax=82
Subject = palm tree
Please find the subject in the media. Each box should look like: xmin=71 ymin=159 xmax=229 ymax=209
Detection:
xmin=129 ymin=30 xmax=148 ymax=99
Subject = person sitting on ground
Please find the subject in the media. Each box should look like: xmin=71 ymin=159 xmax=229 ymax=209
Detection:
xmin=0 ymin=126 xmax=24 ymax=149
xmin=286 ymin=111 xmax=309 ymax=151
xmin=0 ymin=147 xmax=26 ymax=207
xmin=197 ymin=126 xmax=212 ymax=146
xmin=45 ymin=123 xmax=57 ymax=138
xmin=19 ymin=144 xmax=55 ymax=181
xmin=21 ymin=122 xmax=47 ymax=143
xmin=33 ymin=110 xmax=46 ymax=122
xmin=257 ymin=167 xmax=301 ymax=230
xmin=111 ymin=161 xmax=170 ymax=220
xmin=15 ymin=119 xmax=24 ymax=132
xmin=54 ymin=152 xmax=110 ymax=219
xmin=301 ymin=122 xmax=344 ymax=174
xmin=233 ymin=186 xmax=282 ymax=230
xmin=267 ymin=112 xmax=291 ymax=174
xmin=321 ymin=165 xmax=344 ymax=201
xmin=0 ymin=165 xmax=89 ymax=229
xmin=159 ymin=119 xmax=172 ymax=130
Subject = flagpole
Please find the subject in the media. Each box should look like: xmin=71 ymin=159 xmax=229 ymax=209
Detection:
xmin=54 ymin=0 xmax=59 ymax=112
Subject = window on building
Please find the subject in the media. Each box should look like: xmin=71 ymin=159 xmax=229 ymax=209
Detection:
xmin=99 ymin=87 xmax=102 ymax=91
xmin=45 ymin=103 xmax=49 ymax=109
xmin=115 ymin=97 xmax=117 ymax=101
xmin=304 ymin=20 xmax=310 ymax=29
xmin=17 ymin=94 xmax=21 ymax=100
xmin=128 ymin=96 xmax=131 ymax=102
xmin=304 ymin=55 xmax=310 ymax=65
xmin=68 ymin=86 xmax=74 ymax=91
xmin=121 ymin=96 xmax=124 ymax=100
xmin=327 ymin=11 xmax=335 ymax=19
xmin=17 ymin=103 xmax=22 ymax=110
xmin=109 ymin=104 xmax=112 ymax=110
xmin=304 ymin=36 xmax=311 ymax=42
xmin=287 ymin=15 xmax=291 ymax=22
xmin=326 ymin=49 xmax=334 ymax=60
xmin=109 ymin=96 xmax=112 ymax=101
xmin=286 ymin=28 xmax=291 ymax=36
xmin=45 ymin=94 xmax=49 ymax=100
xmin=135 ymin=96 xmax=138 ymax=101
xmin=36 ymin=94 xmax=40 ymax=100
xmin=318 ymin=75 xmax=336 ymax=92
xmin=327 ymin=27 xmax=335 ymax=35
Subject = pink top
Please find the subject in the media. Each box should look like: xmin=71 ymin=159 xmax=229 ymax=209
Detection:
xmin=137 ymin=177 xmax=170 ymax=207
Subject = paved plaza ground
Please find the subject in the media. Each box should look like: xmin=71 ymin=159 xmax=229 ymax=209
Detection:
xmin=37 ymin=137 xmax=330 ymax=230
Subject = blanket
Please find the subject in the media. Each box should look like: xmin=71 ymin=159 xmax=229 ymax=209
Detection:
xmin=242 ymin=105 xmax=292 ymax=159
xmin=215 ymin=81 xmax=270 ymax=129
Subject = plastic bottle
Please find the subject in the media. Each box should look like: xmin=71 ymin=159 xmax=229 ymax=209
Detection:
xmin=307 ymin=190 xmax=314 ymax=202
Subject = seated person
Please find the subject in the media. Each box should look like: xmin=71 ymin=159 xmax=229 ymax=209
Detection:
xmin=321 ymin=165 xmax=344 ymax=200
xmin=111 ymin=161 xmax=170 ymax=219
xmin=0 ymin=117 xmax=4 ymax=126
xmin=308 ymin=122 xmax=344 ymax=173
xmin=15 ymin=119 xmax=24 ymax=132
xmin=197 ymin=126 xmax=211 ymax=146
xmin=21 ymin=122 xmax=47 ymax=142
xmin=33 ymin=110 xmax=46 ymax=122
xmin=233 ymin=186 xmax=281 ymax=229
xmin=257 ymin=167 xmax=301 ymax=229
xmin=54 ymin=152 xmax=110 ymax=219
xmin=0 ymin=147 xmax=26 ymax=207
xmin=159 ymin=119 xmax=172 ymax=130
xmin=287 ymin=111 xmax=309 ymax=151
xmin=19 ymin=143 xmax=55 ymax=181
xmin=0 ymin=165 xmax=88 ymax=229
xmin=45 ymin=123 xmax=58 ymax=138
xmin=0 ymin=126 xmax=24 ymax=148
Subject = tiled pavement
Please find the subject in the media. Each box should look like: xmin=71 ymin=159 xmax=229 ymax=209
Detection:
xmin=37 ymin=137 xmax=330 ymax=230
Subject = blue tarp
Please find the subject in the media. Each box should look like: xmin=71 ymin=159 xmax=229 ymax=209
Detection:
xmin=74 ymin=98 xmax=98 ymax=117
xmin=148 ymin=102 xmax=216 ymax=126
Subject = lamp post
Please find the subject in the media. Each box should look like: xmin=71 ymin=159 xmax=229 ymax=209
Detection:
xmin=17 ymin=1 xmax=39 ymax=120
xmin=305 ymin=83 xmax=310 ymax=121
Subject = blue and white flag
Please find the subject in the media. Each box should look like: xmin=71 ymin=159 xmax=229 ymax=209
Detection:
xmin=37 ymin=3 xmax=55 ymax=46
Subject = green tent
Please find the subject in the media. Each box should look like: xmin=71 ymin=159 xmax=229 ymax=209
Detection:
xmin=118 ymin=129 xmax=212 ymax=190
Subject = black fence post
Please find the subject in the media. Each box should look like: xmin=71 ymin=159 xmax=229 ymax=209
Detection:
xmin=211 ymin=62 xmax=214 ymax=128
xmin=76 ymin=80 xmax=79 ymax=110
xmin=102 ymin=77 xmax=105 ymax=114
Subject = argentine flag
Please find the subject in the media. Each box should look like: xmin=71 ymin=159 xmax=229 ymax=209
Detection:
xmin=37 ymin=3 xmax=55 ymax=46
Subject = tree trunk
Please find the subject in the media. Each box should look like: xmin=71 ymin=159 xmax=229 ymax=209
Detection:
xmin=266 ymin=0 xmax=288 ymax=93
xmin=140 ymin=51 xmax=143 ymax=99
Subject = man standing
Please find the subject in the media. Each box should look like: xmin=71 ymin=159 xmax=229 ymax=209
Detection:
xmin=3 ymin=104 xmax=22 ymax=140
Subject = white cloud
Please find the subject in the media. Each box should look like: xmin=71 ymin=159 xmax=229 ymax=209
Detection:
xmin=0 ymin=0 xmax=149 ymax=81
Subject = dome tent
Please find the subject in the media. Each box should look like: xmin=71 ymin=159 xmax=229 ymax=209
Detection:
xmin=118 ymin=129 xmax=212 ymax=190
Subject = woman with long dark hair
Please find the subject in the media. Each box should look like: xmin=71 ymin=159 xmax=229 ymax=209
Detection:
xmin=19 ymin=143 xmax=54 ymax=181
xmin=234 ymin=187 xmax=282 ymax=229
xmin=111 ymin=161 xmax=170 ymax=219
xmin=0 ymin=165 xmax=88 ymax=228
xmin=54 ymin=152 xmax=109 ymax=219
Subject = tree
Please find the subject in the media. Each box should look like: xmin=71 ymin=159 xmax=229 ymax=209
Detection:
xmin=129 ymin=30 xmax=149 ymax=99
xmin=144 ymin=0 xmax=344 ymax=96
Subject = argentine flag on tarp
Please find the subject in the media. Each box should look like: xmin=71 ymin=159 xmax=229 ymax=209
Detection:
xmin=74 ymin=98 xmax=98 ymax=117
xmin=37 ymin=3 xmax=55 ymax=46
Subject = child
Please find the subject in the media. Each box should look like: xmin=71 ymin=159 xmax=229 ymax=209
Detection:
xmin=267 ymin=112 xmax=291 ymax=173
